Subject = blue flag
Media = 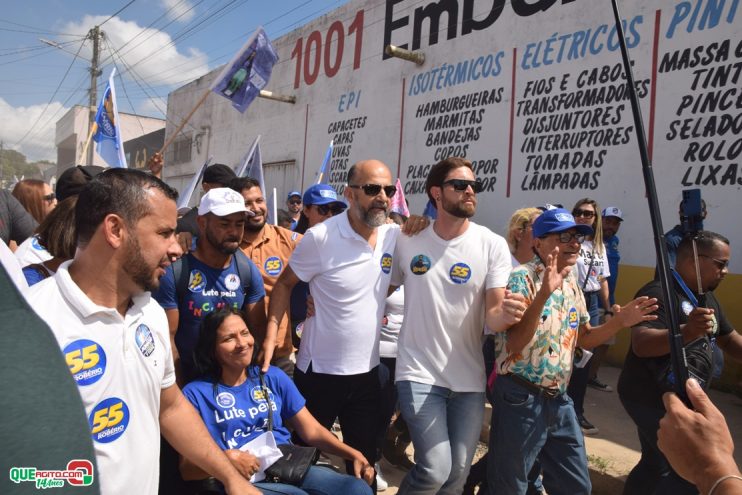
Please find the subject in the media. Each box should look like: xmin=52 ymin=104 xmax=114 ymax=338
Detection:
xmin=211 ymin=27 xmax=279 ymax=114
xmin=316 ymin=140 xmax=333 ymax=185
xmin=93 ymin=68 xmax=127 ymax=168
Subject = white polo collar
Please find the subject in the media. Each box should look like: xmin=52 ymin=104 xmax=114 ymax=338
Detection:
xmin=56 ymin=260 xmax=150 ymax=320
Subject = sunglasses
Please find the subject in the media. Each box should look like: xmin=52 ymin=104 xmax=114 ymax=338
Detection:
xmin=347 ymin=184 xmax=397 ymax=197
xmin=572 ymin=209 xmax=595 ymax=219
xmin=288 ymin=199 xmax=302 ymax=205
xmin=555 ymin=232 xmax=586 ymax=244
xmin=699 ymin=254 xmax=729 ymax=270
xmin=314 ymin=203 xmax=345 ymax=216
xmin=43 ymin=193 xmax=56 ymax=202
xmin=442 ymin=179 xmax=484 ymax=193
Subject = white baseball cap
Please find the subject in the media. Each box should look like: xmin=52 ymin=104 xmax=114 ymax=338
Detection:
xmin=602 ymin=206 xmax=624 ymax=221
xmin=198 ymin=188 xmax=248 ymax=217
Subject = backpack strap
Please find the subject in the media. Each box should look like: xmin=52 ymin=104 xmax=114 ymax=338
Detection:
xmin=232 ymin=250 xmax=256 ymax=300
xmin=172 ymin=255 xmax=190 ymax=303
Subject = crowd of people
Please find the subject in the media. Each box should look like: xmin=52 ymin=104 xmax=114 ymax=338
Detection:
xmin=0 ymin=157 xmax=740 ymax=495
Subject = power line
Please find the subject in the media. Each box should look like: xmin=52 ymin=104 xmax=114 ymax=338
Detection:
xmin=0 ymin=19 xmax=81 ymax=37
xmin=14 ymin=38 xmax=87 ymax=148
xmin=104 ymin=37 xmax=198 ymax=140
xmin=98 ymin=0 xmax=203 ymax=67
xmin=99 ymin=0 xmax=138 ymax=27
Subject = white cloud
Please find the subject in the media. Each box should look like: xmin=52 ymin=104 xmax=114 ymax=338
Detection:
xmin=0 ymin=98 xmax=66 ymax=162
xmin=136 ymin=96 xmax=168 ymax=117
xmin=161 ymin=0 xmax=197 ymax=23
xmin=61 ymin=15 xmax=210 ymax=87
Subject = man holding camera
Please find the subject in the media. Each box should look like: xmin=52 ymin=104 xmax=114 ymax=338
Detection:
xmin=619 ymin=231 xmax=742 ymax=494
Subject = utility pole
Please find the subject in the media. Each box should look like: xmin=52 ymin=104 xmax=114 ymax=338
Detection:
xmin=86 ymin=26 xmax=102 ymax=165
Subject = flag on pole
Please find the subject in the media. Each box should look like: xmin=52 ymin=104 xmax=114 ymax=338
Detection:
xmin=93 ymin=68 xmax=128 ymax=168
xmin=315 ymin=140 xmax=333 ymax=184
xmin=423 ymin=199 xmax=438 ymax=220
xmin=245 ymin=141 xmax=265 ymax=193
xmin=211 ymin=27 xmax=279 ymax=114
xmin=236 ymin=135 xmax=263 ymax=185
xmin=389 ymin=178 xmax=410 ymax=217
xmin=177 ymin=157 xmax=212 ymax=214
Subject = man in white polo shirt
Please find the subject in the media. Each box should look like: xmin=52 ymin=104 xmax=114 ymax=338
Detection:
xmin=264 ymin=159 xmax=400 ymax=489
xmin=390 ymin=157 xmax=526 ymax=495
xmin=26 ymin=169 xmax=259 ymax=495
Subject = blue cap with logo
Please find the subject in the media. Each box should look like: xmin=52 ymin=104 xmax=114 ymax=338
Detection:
xmin=302 ymin=184 xmax=346 ymax=208
xmin=532 ymin=207 xmax=594 ymax=238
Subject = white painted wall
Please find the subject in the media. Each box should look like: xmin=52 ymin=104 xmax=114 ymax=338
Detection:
xmin=164 ymin=0 xmax=742 ymax=272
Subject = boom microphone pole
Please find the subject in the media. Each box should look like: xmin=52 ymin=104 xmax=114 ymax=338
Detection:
xmin=610 ymin=0 xmax=691 ymax=405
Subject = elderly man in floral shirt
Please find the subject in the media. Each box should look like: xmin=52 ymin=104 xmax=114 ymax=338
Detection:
xmin=488 ymin=208 xmax=658 ymax=495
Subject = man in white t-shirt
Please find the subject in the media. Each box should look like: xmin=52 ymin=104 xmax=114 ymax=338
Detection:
xmin=264 ymin=160 xmax=401 ymax=489
xmin=26 ymin=169 xmax=259 ymax=495
xmin=390 ymin=157 xmax=526 ymax=495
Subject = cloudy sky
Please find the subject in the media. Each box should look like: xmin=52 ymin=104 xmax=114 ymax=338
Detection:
xmin=0 ymin=0 xmax=349 ymax=162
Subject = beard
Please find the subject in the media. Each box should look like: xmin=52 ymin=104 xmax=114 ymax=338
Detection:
xmin=244 ymin=208 xmax=267 ymax=232
xmin=205 ymin=227 xmax=240 ymax=255
xmin=123 ymin=234 xmax=162 ymax=292
xmin=353 ymin=201 xmax=388 ymax=228
xmin=441 ymin=195 xmax=475 ymax=218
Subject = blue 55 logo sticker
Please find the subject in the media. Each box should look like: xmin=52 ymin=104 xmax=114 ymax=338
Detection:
xmin=264 ymin=257 xmax=283 ymax=277
xmin=64 ymin=339 xmax=106 ymax=386
xmin=449 ymin=263 xmax=471 ymax=284
xmin=89 ymin=397 xmax=129 ymax=443
xmin=380 ymin=253 xmax=393 ymax=274
xmin=568 ymin=308 xmax=579 ymax=329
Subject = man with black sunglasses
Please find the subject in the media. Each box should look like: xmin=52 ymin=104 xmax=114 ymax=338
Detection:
xmin=390 ymin=157 xmax=527 ymax=495
xmin=488 ymin=207 xmax=658 ymax=495
xmin=263 ymin=159 xmax=403 ymax=491
xmin=619 ymin=231 xmax=742 ymax=495
xmin=286 ymin=191 xmax=303 ymax=230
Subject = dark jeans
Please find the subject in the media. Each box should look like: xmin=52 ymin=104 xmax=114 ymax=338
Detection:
xmin=620 ymin=397 xmax=698 ymax=495
xmin=159 ymin=436 xmax=187 ymax=495
xmin=378 ymin=357 xmax=398 ymax=454
xmin=293 ymin=363 xmax=381 ymax=491
xmin=567 ymin=290 xmax=600 ymax=417
xmin=488 ymin=375 xmax=590 ymax=495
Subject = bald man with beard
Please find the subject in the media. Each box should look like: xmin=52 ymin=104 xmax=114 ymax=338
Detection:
xmin=264 ymin=159 xmax=407 ymax=491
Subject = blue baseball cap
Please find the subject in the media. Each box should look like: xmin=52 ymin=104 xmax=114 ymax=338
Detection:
xmin=302 ymin=184 xmax=346 ymax=208
xmin=287 ymin=191 xmax=302 ymax=199
xmin=532 ymin=208 xmax=593 ymax=238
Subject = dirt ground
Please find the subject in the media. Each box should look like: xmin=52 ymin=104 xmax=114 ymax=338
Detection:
xmin=346 ymin=366 xmax=742 ymax=495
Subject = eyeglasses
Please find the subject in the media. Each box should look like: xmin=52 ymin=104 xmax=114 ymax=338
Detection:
xmin=43 ymin=193 xmax=56 ymax=202
xmin=442 ymin=179 xmax=484 ymax=193
xmin=288 ymin=199 xmax=302 ymax=205
xmin=314 ymin=203 xmax=345 ymax=216
xmin=699 ymin=254 xmax=729 ymax=270
xmin=572 ymin=209 xmax=595 ymax=219
xmin=555 ymin=232 xmax=586 ymax=244
xmin=347 ymin=184 xmax=397 ymax=197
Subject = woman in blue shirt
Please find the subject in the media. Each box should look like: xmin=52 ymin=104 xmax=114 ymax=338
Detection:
xmin=181 ymin=308 xmax=374 ymax=495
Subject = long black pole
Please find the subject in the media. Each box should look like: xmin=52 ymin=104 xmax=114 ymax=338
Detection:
xmin=610 ymin=0 xmax=690 ymax=404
